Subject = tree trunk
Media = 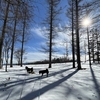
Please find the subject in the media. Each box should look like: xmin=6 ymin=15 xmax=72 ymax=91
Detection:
xmin=75 ymin=0 xmax=81 ymax=70
xmin=10 ymin=5 xmax=18 ymax=67
xmin=87 ymin=27 xmax=91 ymax=67
xmin=49 ymin=0 xmax=53 ymax=68
xmin=0 ymin=0 xmax=10 ymax=68
xmin=21 ymin=19 xmax=25 ymax=67
xmin=10 ymin=20 xmax=17 ymax=67
xmin=72 ymin=0 xmax=75 ymax=68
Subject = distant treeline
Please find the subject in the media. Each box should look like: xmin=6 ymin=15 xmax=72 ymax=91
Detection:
xmin=26 ymin=57 xmax=73 ymax=65
xmin=4 ymin=57 xmax=74 ymax=65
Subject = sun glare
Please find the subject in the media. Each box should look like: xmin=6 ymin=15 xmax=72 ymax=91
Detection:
xmin=82 ymin=17 xmax=91 ymax=27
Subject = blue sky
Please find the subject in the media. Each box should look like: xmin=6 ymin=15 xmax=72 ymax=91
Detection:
xmin=20 ymin=0 xmax=96 ymax=63
xmin=13 ymin=0 xmax=96 ymax=63
xmin=21 ymin=0 xmax=70 ymax=63
xmin=21 ymin=0 xmax=97 ymax=63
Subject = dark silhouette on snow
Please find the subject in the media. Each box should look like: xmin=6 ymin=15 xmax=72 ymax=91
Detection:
xmin=25 ymin=66 xmax=34 ymax=74
xmin=39 ymin=69 xmax=49 ymax=77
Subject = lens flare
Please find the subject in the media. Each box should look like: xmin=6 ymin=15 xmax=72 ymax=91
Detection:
xmin=82 ymin=17 xmax=91 ymax=27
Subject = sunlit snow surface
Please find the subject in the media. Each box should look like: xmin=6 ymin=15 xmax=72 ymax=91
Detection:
xmin=0 ymin=62 xmax=100 ymax=100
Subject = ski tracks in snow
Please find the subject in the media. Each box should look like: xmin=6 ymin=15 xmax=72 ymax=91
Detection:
xmin=0 ymin=73 xmax=47 ymax=100
xmin=0 ymin=74 xmax=27 ymax=100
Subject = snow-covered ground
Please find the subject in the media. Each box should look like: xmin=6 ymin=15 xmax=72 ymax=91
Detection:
xmin=0 ymin=62 xmax=100 ymax=100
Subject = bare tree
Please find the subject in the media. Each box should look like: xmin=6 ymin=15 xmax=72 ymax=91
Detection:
xmin=9 ymin=0 xmax=34 ymax=67
xmin=67 ymin=0 xmax=76 ymax=68
xmin=75 ymin=0 xmax=82 ymax=69
xmin=14 ymin=48 xmax=26 ymax=65
xmin=10 ymin=0 xmax=20 ymax=67
xmin=0 ymin=0 xmax=10 ymax=68
xmin=20 ymin=1 xmax=34 ymax=67
xmin=41 ymin=0 xmax=61 ymax=68
xmin=0 ymin=0 xmax=34 ymax=68
xmin=4 ymin=32 xmax=11 ymax=72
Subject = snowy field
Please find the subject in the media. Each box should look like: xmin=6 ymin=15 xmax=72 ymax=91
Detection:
xmin=0 ymin=62 xmax=100 ymax=100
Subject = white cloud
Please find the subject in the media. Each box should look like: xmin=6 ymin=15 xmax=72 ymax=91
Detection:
xmin=28 ymin=25 xmax=72 ymax=62
xmin=25 ymin=51 xmax=68 ymax=62
xmin=24 ymin=46 xmax=38 ymax=52
xmin=24 ymin=52 xmax=64 ymax=62
xmin=31 ymin=26 xmax=47 ymax=39
xmin=6 ymin=52 xmax=47 ymax=64
xmin=54 ymin=31 xmax=71 ymax=49
xmin=24 ymin=52 xmax=47 ymax=62
xmin=31 ymin=25 xmax=71 ymax=48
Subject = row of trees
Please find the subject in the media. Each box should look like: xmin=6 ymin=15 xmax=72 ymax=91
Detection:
xmin=0 ymin=0 xmax=34 ymax=71
xmin=0 ymin=0 xmax=100 ymax=71
xmin=31 ymin=57 xmax=71 ymax=65
xmin=42 ymin=0 xmax=100 ymax=69
xmin=89 ymin=28 xmax=100 ymax=63
xmin=66 ymin=0 xmax=100 ymax=69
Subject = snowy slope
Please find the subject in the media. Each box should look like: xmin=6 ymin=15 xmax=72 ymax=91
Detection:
xmin=0 ymin=63 xmax=100 ymax=100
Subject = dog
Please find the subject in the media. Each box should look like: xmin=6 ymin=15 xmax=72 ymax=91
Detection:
xmin=39 ymin=69 xmax=49 ymax=77
xmin=25 ymin=66 xmax=34 ymax=74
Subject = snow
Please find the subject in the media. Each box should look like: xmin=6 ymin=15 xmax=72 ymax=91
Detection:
xmin=0 ymin=62 xmax=100 ymax=100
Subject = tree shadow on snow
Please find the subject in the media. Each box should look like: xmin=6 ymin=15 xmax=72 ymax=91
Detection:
xmin=0 ymin=67 xmax=72 ymax=91
xmin=21 ymin=69 xmax=79 ymax=100
xmin=90 ymin=66 xmax=100 ymax=100
xmin=48 ymin=67 xmax=73 ymax=77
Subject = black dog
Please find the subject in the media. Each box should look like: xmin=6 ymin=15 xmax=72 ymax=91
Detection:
xmin=39 ymin=69 xmax=49 ymax=77
xmin=25 ymin=66 xmax=33 ymax=73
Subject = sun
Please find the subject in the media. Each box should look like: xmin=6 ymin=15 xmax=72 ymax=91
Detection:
xmin=82 ymin=17 xmax=91 ymax=27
